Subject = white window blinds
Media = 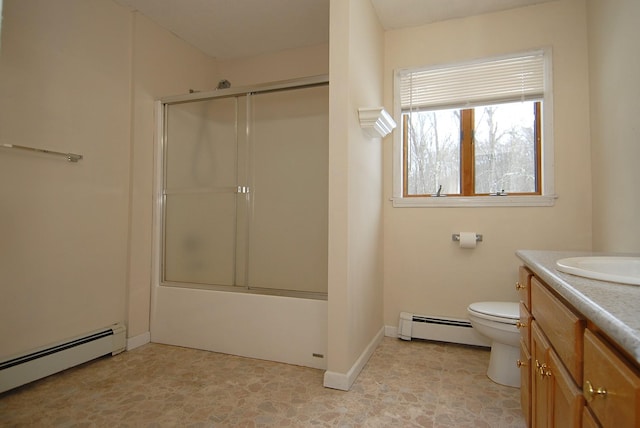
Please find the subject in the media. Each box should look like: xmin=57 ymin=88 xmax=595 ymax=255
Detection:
xmin=399 ymin=51 xmax=546 ymax=111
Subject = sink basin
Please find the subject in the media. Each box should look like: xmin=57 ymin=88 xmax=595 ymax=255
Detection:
xmin=556 ymin=257 xmax=640 ymax=285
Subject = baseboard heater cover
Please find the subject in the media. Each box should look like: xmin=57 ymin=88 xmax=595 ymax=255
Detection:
xmin=398 ymin=312 xmax=490 ymax=347
xmin=0 ymin=323 xmax=126 ymax=393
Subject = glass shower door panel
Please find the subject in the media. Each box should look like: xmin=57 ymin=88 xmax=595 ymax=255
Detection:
xmin=163 ymin=97 xmax=239 ymax=286
xmin=249 ymin=86 xmax=329 ymax=294
xmin=164 ymin=193 xmax=236 ymax=285
xmin=165 ymin=98 xmax=237 ymax=190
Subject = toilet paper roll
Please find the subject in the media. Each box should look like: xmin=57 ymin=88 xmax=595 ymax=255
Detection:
xmin=459 ymin=232 xmax=477 ymax=249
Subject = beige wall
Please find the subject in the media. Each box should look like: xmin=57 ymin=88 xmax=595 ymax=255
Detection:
xmin=382 ymin=0 xmax=593 ymax=326
xmin=0 ymin=0 xmax=132 ymax=357
xmin=587 ymin=0 xmax=640 ymax=253
xmin=326 ymin=0 xmax=384 ymax=383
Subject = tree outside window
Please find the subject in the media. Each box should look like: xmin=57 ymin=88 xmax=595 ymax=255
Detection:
xmin=403 ymin=101 xmax=541 ymax=197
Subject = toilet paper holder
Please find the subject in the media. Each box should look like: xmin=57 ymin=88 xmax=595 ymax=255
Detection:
xmin=452 ymin=233 xmax=483 ymax=242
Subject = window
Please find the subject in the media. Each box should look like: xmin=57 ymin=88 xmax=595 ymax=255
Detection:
xmin=403 ymin=101 xmax=541 ymax=196
xmin=393 ymin=50 xmax=555 ymax=207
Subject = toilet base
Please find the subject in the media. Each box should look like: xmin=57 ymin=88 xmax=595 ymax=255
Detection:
xmin=487 ymin=341 xmax=521 ymax=388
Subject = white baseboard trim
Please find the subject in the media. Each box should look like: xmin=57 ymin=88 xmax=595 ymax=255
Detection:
xmin=385 ymin=325 xmax=398 ymax=338
xmin=323 ymin=326 xmax=385 ymax=391
xmin=126 ymin=331 xmax=150 ymax=351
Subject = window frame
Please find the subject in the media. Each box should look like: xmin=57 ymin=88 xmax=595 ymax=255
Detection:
xmin=392 ymin=49 xmax=556 ymax=208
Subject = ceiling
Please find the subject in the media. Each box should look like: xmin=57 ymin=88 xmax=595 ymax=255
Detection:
xmin=114 ymin=0 xmax=554 ymax=59
xmin=371 ymin=0 xmax=555 ymax=29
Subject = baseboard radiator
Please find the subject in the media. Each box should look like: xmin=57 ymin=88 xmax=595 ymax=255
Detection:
xmin=398 ymin=312 xmax=490 ymax=347
xmin=0 ymin=323 xmax=126 ymax=393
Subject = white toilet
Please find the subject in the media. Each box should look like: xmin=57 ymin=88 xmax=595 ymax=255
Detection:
xmin=467 ymin=301 xmax=521 ymax=388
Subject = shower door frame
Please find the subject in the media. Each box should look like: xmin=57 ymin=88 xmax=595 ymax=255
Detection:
xmin=152 ymin=75 xmax=329 ymax=301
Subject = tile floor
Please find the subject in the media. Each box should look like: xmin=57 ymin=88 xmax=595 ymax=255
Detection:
xmin=0 ymin=337 xmax=525 ymax=427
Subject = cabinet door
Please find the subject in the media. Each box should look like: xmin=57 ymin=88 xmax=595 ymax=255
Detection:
xmin=584 ymin=329 xmax=640 ymax=427
xmin=520 ymin=339 xmax=532 ymax=427
xmin=532 ymin=321 xmax=551 ymax=428
xmin=548 ymin=349 xmax=584 ymax=427
xmin=532 ymin=321 xmax=583 ymax=427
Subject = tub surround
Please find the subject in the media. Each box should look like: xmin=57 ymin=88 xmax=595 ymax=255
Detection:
xmin=516 ymin=250 xmax=640 ymax=365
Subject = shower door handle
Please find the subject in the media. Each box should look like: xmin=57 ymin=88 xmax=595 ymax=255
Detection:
xmin=236 ymin=186 xmax=250 ymax=194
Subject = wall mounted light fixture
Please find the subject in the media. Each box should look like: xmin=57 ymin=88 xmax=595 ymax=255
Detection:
xmin=358 ymin=107 xmax=396 ymax=138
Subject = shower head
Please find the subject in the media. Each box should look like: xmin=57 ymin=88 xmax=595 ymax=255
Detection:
xmin=217 ymin=79 xmax=231 ymax=89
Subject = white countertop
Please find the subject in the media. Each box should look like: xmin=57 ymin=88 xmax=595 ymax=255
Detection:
xmin=516 ymin=250 xmax=640 ymax=366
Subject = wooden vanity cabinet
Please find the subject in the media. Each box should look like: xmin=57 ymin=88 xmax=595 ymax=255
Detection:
xmin=519 ymin=264 xmax=640 ymax=428
xmin=520 ymin=267 xmax=585 ymax=427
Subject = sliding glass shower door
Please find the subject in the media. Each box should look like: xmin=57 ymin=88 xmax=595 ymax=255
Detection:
xmin=248 ymin=86 xmax=328 ymax=294
xmin=160 ymin=83 xmax=328 ymax=297
xmin=163 ymin=96 xmax=246 ymax=288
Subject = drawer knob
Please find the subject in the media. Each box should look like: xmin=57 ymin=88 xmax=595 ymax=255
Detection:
xmin=515 ymin=281 xmax=527 ymax=290
xmin=535 ymin=360 xmax=551 ymax=378
xmin=516 ymin=321 xmax=528 ymax=329
xmin=584 ymin=380 xmax=608 ymax=402
xmin=516 ymin=359 xmax=527 ymax=368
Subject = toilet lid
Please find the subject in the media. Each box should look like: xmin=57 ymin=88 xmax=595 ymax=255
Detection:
xmin=468 ymin=301 xmax=520 ymax=320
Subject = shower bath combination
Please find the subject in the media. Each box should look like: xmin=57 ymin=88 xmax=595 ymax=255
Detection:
xmin=150 ymin=75 xmax=330 ymax=369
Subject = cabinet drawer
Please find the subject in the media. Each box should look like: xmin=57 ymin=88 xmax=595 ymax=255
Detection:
xmin=531 ymin=277 xmax=584 ymax=385
xmin=584 ymin=329 xmax=640 ymax=427
xmin=517 ymin=266 xmax=533 ymax=309
xmin=519 ymin=301 xmax=532 ymax=351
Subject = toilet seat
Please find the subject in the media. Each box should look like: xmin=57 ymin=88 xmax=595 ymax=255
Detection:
xmin=468 ymin=301 xmax=519 ymax=325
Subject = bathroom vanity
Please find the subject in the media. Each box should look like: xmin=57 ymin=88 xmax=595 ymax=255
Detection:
xmin=515 ymin=250 xmax=640 ymax=428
